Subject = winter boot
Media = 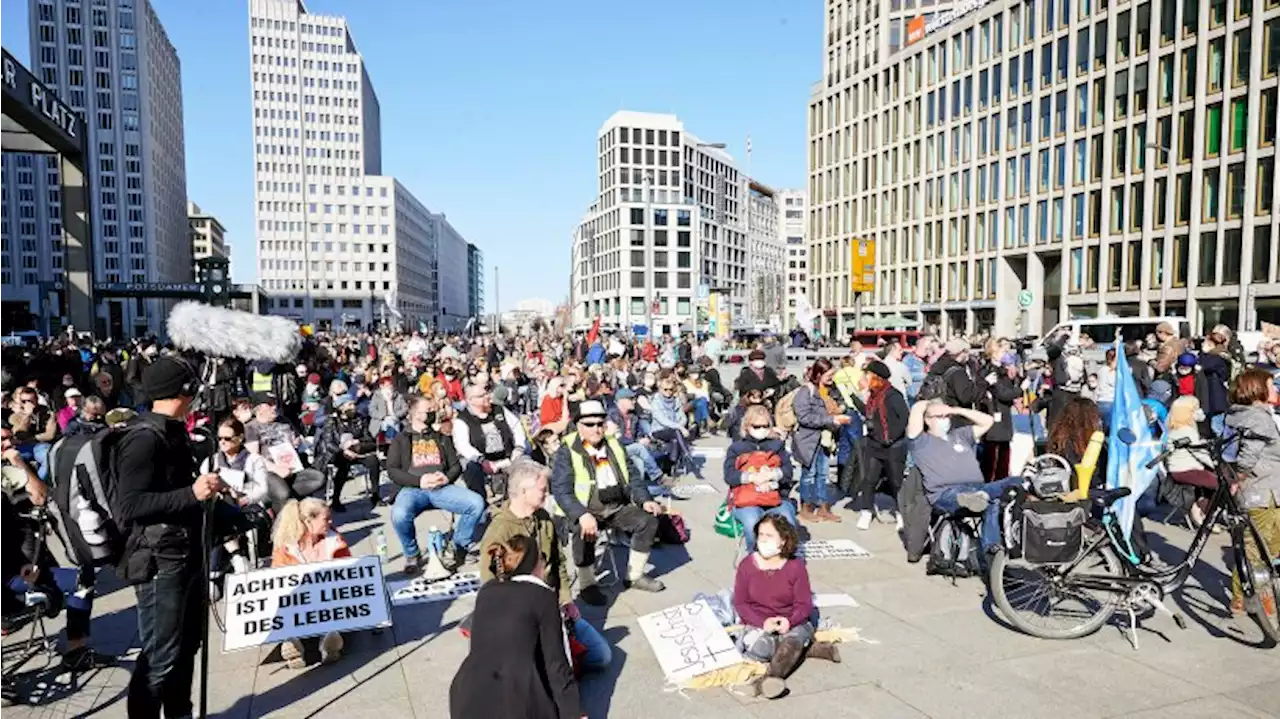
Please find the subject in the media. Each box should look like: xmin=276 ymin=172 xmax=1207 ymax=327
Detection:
xmin=758 ymin=637 xmax=805 ymax=699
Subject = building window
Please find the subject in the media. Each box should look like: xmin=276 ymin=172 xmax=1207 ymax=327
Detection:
xmin=1223 ymin=230 xmax=1242 ymax=283
xmin=1226 ymin=163 xmax=1246 ymax=218
xmin=1172 ymin=235 xmax=1189 ymax=287
xmin=1229 ymin=98 xmax=1248 ymax=153
xmin=1260 ymin=157 xmax=1276 ymax=216
xmin=1206 ymin=104 xmax=1223 ymax=157
xmin=1200 ymin=233 xmax=1218 ymax=285
xmin=1255 ymin=227 xmax=1273 ymax=282
xmin=1204 ymin=168 xmax=1221 ymax=222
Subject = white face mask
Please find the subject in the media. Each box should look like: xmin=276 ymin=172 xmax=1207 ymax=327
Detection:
xmin=749 ymin=428 xmax=771 ymax=441
xmin=751 ymin=360 xmax=766 ymax=370
xmin=931 ymin=418 xmax=952 ymax=437
xmin=756 ymin=539 xmax=781 ymax=559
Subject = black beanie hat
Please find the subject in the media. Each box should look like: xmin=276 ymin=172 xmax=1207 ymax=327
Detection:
xmin=142 ymin=356 xmax=197 ymax=401
xmin=866 ymin=361 xmax=892 ymax=380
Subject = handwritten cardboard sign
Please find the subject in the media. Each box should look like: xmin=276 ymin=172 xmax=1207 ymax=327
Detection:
xmin=221 ymin=555 xmax=392 ymax=652
xmin=637 ymin=600 xmax=743 ymax=682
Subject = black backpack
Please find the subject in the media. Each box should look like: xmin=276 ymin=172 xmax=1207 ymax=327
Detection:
xmin=917 ymin=365 xmax=963 ymax=403
xmin=46 ymin=418 xmax=162 ymax=568
xmin=926 ymin=516 xmax=982 ymax=582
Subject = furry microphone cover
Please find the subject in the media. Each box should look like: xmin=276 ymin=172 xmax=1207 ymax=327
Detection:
xmin=167 ymin=301 xmax=302 ymax=363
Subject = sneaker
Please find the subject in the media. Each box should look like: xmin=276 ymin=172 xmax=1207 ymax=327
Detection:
xmin=319 ymin=631 xmax=343 ymax=665
xmin=578 ymin=585 xmax=609 ymax=607
xmin=403 ymin=555 xmax=423 ymax=578
xmin=956 ymin=491 xmax=991 ymax=513
xmin=281 ymin=639 xmax=306 ymax=669
xmin=893 ymin=511 xmax=905 ymax=532
xmin=230 ymin=554 xmax=252 ymax=574
xmin=624 ymin=575 xmax=666 ymax=593
xmin=855 ymin=511 xmax=873 ymax=531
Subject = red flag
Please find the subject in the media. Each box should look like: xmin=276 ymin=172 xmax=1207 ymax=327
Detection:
xmin=586 ymin=316 xmax=601 ymax=345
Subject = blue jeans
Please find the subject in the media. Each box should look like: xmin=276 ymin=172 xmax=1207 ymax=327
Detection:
xmin=732 ymin=500 xmax=798 ymax=553
xmin=931 ymin=476 xmax=1023 ymax=552
xmin=390 ymin=484 xmax=486 ymax=559
xmin=740 ymin=621 xmax=815 ymax=662
xmin=572 ymin=616 xmax=612 ymax=671
xmin=691 ymin=397 xmax=710 ymax=424
xmin=798 ymin=449 xmax=830 ymax=506
xmin=17 ymin=442 xmax=50 ymax=481
xmin=625 ymin=441 xmax=662 ymax=482
xmin=129 ymin=559 xmax=202 ymax=719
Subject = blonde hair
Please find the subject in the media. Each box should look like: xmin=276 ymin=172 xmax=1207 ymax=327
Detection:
xmin=272 ymin=498 xmax=329 ymax=549
xmin=1167 ymin=396 xmax=1201 ymax=431
xmin=741 ymin=405 xmax=772 ymax=437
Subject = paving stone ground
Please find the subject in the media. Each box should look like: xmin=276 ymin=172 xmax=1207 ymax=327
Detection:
xmin=4 ymin=436 xmax=1278 ymax=718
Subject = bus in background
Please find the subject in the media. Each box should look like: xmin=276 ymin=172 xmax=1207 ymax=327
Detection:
xmin=1035 ymin=316 xmax=1192 ymax=358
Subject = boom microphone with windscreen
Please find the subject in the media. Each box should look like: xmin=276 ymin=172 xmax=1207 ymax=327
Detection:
xmin=166 ymin=301 xmax=301 ymax=363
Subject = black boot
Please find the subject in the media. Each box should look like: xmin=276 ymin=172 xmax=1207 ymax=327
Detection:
xmin=759 ymin=637 xmax=805 ymax=699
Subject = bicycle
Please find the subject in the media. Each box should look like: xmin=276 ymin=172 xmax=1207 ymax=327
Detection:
xmin=989 ymin=430 xmax=1280 ymax=647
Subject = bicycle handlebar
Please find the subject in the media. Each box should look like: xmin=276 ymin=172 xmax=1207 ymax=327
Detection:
xmin=1142 ymin=428 xmax=1273 ymax=470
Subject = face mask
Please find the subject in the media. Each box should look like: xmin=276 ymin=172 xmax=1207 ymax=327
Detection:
xmin=931 ymin=418 xmax=952 ymax=436
xmin=756 ymin=539 xmax=781 ymax=559
xmin=1177 ymin=367 xmax=1192 ymax=376
xmin=749 ymin=428 xmax=771 ymax=441
xmin=750 ymin=360 xmax=766 ymax=370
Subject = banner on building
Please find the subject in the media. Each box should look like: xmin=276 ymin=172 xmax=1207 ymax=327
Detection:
xmin=851 ymin=239 xmax=877 ymax=294
xmin=221 ymin=555 xmax=392 ymax=652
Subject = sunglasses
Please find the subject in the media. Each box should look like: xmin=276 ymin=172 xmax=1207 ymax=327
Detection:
xmin=749 ymin=424 xmax=771 ymax=430
xmin=218 ymin=434 xmax=241 ymax=442
xmin=579 ymin=420 xmax=605 ymax=428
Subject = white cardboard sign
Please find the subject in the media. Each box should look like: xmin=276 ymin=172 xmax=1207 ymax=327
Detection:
xmin=637 ymin=600 xmax=743 ymax=682
xmin=387 ymin=572 xmax=482 ymax=606
xmin=797 ymin=538 xmax=873 ymax=561
xmin=222 ymin=555 xmax=392 ymax=652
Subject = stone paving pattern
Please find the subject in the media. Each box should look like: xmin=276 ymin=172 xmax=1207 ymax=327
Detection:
xmin=4 ymin=437 xmax=1278 ymax=718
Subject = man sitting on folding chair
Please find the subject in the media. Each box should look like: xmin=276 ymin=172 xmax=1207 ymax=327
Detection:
xmin=551 ymin=400 xmax=667 ymax=606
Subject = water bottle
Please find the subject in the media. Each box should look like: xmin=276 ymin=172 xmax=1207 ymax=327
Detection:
xmin=427 ymin=525 xmax=442 ymax=557
xmin=374 ymin=527 xmax=388 ymax=562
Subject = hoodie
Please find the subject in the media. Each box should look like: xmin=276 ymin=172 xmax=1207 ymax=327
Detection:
xmin=385 ymin=426 xmax=462 ymax=490
xmin=1224 ymin=403 xmax=1280 ymax=508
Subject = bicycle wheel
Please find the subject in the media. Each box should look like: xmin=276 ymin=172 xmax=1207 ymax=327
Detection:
xmin=1236 ymin=520 xmax=1280 ymax=646
xmin=990 ymin=543 xmax=1125 ymax=640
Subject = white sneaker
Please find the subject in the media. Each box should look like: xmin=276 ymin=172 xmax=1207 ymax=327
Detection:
xmin=320 ymin=631 xmax=343 ymax=665
xmin=893 ymin=511 xmax=904 ymax=531
xmin=956 ymin=491 xmax=991 ymax=513
xmin=856 ymin=511 xmax=873 ymax=531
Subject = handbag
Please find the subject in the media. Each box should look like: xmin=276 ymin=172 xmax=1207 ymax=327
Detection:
xmin=713 ymin=501 xmax=744 ymax=538
xmin=731 ymin=483 xmax=782 ymax=508
xmin=657 ymin=512 xmax=690 ymax=545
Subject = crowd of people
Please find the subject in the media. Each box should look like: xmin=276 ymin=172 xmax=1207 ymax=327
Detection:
xmin=2 ymin=321 xmax=1279 ymax=716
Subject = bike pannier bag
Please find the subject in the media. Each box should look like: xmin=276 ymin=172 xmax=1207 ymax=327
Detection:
xmin=1021 ymin=501 xmax=1087 ymax=565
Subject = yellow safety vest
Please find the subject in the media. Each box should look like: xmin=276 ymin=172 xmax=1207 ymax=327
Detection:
xmin=251 ymin=371 xmax=274 ymax=395
xmin=553 ymin=432 xmax=631 ymax=516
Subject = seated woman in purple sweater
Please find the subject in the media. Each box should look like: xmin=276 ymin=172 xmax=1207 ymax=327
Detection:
xmin=732 ymin=515 xmax=841 ymax=699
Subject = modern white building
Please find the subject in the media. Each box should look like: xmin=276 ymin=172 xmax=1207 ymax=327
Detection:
xmin=433 ymin=213 xmax=470 ymax=332
xmin=808 ymin=0 xmax=1280 ymax=339
xmin=572 ymin=110 xmax=748 ymax=335
xmin=3 ymin=0 xmax=189 ymax=337
xmin=188 ymin=201 xmax=228 ymax=276
xmin=778 ymin=188 xmax=810 ymax=330
xmin=746 ymin=180 xmax=785 ymax=327
xmin=249 ymin=0 xmax=451 ymax=331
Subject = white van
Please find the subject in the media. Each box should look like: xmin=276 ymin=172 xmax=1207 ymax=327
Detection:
xmin=1035 ymin=316 xmax=1191 ymax=356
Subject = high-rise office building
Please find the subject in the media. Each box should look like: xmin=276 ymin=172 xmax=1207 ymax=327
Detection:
xmin=249 ymin=0 xmax=444 ymax=331
xmin=3 ymin=0 xmax=189 ymax=336
xmin=746 ymin=180 xmax=785 ymax=327
xmin=188 ymin=201 xmax=228 ymax=276
xmin=572 ymin=110 xmax=748 ymax=334
xmin=808 ymin=0 xmax=1280 ymax=338
xmin=467 ymin=242 xmax=484 ymax=320
xmin=778 ymin=189 xmax=809 ymax=330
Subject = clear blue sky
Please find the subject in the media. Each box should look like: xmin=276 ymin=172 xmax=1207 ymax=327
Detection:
xmin=2 ymin=0 xmax=819 ymax=312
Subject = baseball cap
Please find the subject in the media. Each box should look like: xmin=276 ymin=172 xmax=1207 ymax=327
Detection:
xmin=64 ymin=387 xmax=83 ymax=399
xmin=615 ymin=387 xmax=636 ymax=400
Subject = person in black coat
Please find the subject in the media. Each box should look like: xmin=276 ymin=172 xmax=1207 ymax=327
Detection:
xmin=450 ymin=534 xmax=582 ymax=719
xmin=735 ymin=349 xmax=782 ymax=398
xmin=924 ymin=340 xmax=989 ymax=426
xmin=848 ymin=362 xmax=910 ymax=530
xmin=981 ymin=355 xmax=1025 ymax=482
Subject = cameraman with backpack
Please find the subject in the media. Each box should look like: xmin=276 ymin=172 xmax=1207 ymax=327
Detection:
xmin=920 ymin=339 xmax=991 ymax=426
xmin=113 ymin=357 xmax=227 ymax=719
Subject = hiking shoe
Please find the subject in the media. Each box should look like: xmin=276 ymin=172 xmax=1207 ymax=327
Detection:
xmin=281 ymin=639 xmax=306 ymax=669
xmin=807 ymin=641 xmax=842 ymax=663
xmin=624 ymin=576 xmax=666 ymax=593
xmin=403 ymin=555 xmax=423 ymax=578
xmin=956 ymin=492 xmax=990 ymax=513
xmin=579 ymin=585 xmax=609 ymax=606
xmin=759 ymin=676 xmax=787 ymax=699
xmin=319 ymin=631 xmax=343 ymax=665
